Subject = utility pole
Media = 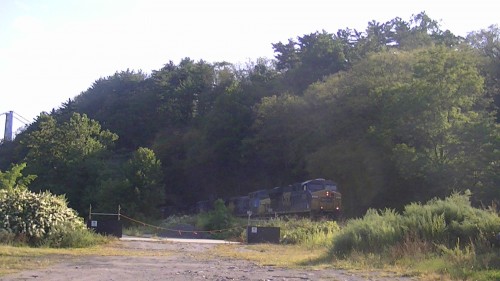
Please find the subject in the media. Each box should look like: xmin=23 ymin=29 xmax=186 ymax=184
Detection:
xmin=4 ymin=111 xmax=13 ymax=142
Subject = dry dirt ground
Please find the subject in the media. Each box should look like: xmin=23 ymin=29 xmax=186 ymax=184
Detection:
xmin=1 ymin=237 xmax=418 ymax=281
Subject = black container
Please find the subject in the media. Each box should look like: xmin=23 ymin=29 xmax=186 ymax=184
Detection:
xmin=247 ymin=226 xmax=280 ymax=244
xmin=87 ymin=220 xmax=122 ymax=238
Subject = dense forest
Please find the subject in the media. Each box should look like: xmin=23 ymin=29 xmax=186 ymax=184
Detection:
xmin=1 ymin=12 xmax=499 ymax=219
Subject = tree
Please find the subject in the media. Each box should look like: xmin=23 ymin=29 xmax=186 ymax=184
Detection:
xmin=273 ymin=31 xmax=349 ymax=94
xmin=123 ymin=147 xmax=165 ymax=218
xmin=304 ymin=46 xmax=498 ymax=215
xmin=0 ymin=163 xmax=36 ymax=190
xmin=151 ymin=58 xmax=220 ymax=126
xmin=22 ymin=113 xmax=118 ymax=212
xmin=72 ymin=70 xmax=152 ymax=150
xmin=95 ymin=148 xmax=165 ymax=219
xmin=467 ymin=24 xmax=500 ymax=121
xmin=244 ymin=94 xmax=315 ymax=187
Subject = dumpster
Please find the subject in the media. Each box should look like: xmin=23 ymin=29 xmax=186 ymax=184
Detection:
xmin=247 ymin=226 xmax=280 ymax=244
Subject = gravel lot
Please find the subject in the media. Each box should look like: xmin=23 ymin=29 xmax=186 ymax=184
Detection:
xmin=1 ymin=237 xmax=418 ymax=281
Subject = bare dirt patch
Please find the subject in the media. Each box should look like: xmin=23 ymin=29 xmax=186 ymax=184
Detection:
xmin=1 ymin=238 xmax=418 ymax=281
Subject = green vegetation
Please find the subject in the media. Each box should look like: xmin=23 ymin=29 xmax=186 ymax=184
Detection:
xmin=196 ymin=199 xmax=242 ymax=239
xmin=0 ymin=165 xmax=111 ymax=248
xmin=253 ymin=217 xmax=340 ymax=247
xmin=0 ymin=13 xmax=498 ymax=219
xmin=0 ymin=11 xmax=499 ymax=280
xmin=207 ymin=194 xmax=500 ymax=280
xmin=331 ymin=192 xmax=500 ymax=280
xmin=213 ymin=243 xmax=328 ymax=268
xmin=0 ymin=188 xmax=84 ymax=246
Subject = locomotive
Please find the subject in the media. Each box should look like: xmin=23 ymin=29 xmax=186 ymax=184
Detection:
xmin=223 ymin=178 xmax=342 ymax=220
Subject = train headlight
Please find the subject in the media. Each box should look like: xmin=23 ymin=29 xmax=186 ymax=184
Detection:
xmin=326 ymin=191 xmax=330 ymax=197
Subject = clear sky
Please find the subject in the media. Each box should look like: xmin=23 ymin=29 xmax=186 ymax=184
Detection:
xmin=1 ymin=0 xmax=499 ymax=139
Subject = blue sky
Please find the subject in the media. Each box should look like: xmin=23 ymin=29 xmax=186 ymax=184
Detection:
xmin=1 ymin=0 xmax=499 ymax=139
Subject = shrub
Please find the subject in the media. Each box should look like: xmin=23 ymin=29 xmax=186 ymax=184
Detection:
xmin=196 ymin=199 xmax=241 ymax=239
xmin=0 ymin=188 xmax=86 ymax=246
xmin=331 ymin=191 xmax=500 ymax=256
xmin=251 ymin=217 xmax=340 ymax=247
xmin=0 ymin=228 xmax=16 ymax=244
xmin=403 ymin=192 xmax=500 ymax=247
xmin=332 ymin=208 xmax=404 ymax=256
xmin=40 ymin=222 xmax=110 ymax=248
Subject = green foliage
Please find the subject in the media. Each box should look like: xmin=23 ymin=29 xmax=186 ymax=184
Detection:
xmin=332 ymin=209 xmax=404 ymax=256
xmin=332 ymin=192 xmax=500 ymax=256
xmin=0 ymin=163 xmax=36 ymax=190
xmin=0 ymin=188 xmax=85 ymax=246
xmin=305 ymin=45 xmax=498 ymax=215
xmin=123 ymin=147 xmax=165 ymax=218
xmin=0 ymin=12 xmax=498 ymax=220
xmin=0 ymin=228 xmax=17 ymax=244
xmin=38 ymin=221 xmax=110 ymax=248
xmin=72 ymin=70 xmax=150 ymax=150
xmin=22 ymin=113 xmax=118 ymax=213
xmin=273 ymin=30 xmax=349 ymax=93
xmin=96 ymin=147 xmax=165 ymax=220
xmin=256 ymin=217 xmax=340 ymax=247
xmin=403 ymin=191 xmax=500 ymax=244
xmin=196 ymin=199 xmax=238 ymax=239
xmin=246 ymin=94 xmax=313 ymax=183
xmin=431 ymin=234 xmax=500 ymax=280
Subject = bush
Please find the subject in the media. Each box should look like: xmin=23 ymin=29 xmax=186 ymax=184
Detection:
xmin=40 ymin=222 xmax=110 ymax=248
xmin=0 ymin=228 xmax=16 ymax=244
xmin=196 ymin=199 xmax=241 ymax=239
xmin=332 ymin=191 xmax=500 ymax=256
xmin=249 ymin=217 xmax=340 ymax=247
xmin=332 ymin=208 xmax=404 ymax=256
xmin=0 ymin=188 xmax=86 ymax=246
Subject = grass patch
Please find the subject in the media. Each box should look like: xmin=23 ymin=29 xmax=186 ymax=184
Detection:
xmin=0 ymin=246 xmax=60 ymax=275
xmin=243 ymin=217 xmax=340 ymax=247
xmin=327 ymin=192 xmax=500 ymax=281
xmin=211 ymin=243 xmax=468 ymax=280
xmin=0 ymin=239 xmax=174 ymax=276
xmin=211 ymin=243 xmax=330 ymax=268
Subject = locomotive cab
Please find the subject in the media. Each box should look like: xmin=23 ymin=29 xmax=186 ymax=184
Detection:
xmin=303 ymin=179 xmax=342 ymax=218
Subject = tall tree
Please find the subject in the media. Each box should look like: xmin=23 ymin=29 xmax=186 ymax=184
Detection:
xmin=98 ymin=147 xmax=166 ymax=219
xmin=72 ymin=70 xmax=150 ymax=150
xmin=304 ymin=46 xmax=498 ymax=215
xmin=151 ymin=58 xmax=219 ymax=127
xmin=467 ymin=24 xmax=500 ymax=121
xmin=245 ymin=94 xmax=314 ymax=187
xmin=273 ymin=31 xmax=349 ymax=94
xmin=22 ymin=113 xmax=118 ymax=212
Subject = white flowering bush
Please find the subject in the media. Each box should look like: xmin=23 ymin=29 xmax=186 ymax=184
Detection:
xmin=0 ymin=188 xmax=85 ymax=245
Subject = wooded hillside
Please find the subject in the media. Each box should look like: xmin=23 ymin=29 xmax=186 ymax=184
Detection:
xmin=1 ymin=12 xmax=499 ymax=218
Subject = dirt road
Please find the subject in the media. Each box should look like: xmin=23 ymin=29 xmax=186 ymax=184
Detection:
xmin=1 ymin=237 xmax=417 ymax=281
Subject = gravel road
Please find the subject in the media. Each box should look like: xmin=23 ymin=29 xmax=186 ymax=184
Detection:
xmin=1 ymin=237 xmax=418 ymax=281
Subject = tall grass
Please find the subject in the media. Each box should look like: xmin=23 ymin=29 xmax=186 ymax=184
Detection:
xmin=38 ymin=224 xmax=112 ymax=248
xmin=254 ymin=217 xmax=340 ymax=247
xmin=332 ymin=192 xmax=500 ymax=256
xmin=332 ymin=208 xmax=404 ymax=255
xmin=0 ymin=225 xmax=112 ymax=248
xmin=330 ymin=191 xmax=500 ymax=280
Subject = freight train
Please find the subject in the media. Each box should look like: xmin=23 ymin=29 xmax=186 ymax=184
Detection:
xmin=198 ymin=178 xmax=342 ymax=220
